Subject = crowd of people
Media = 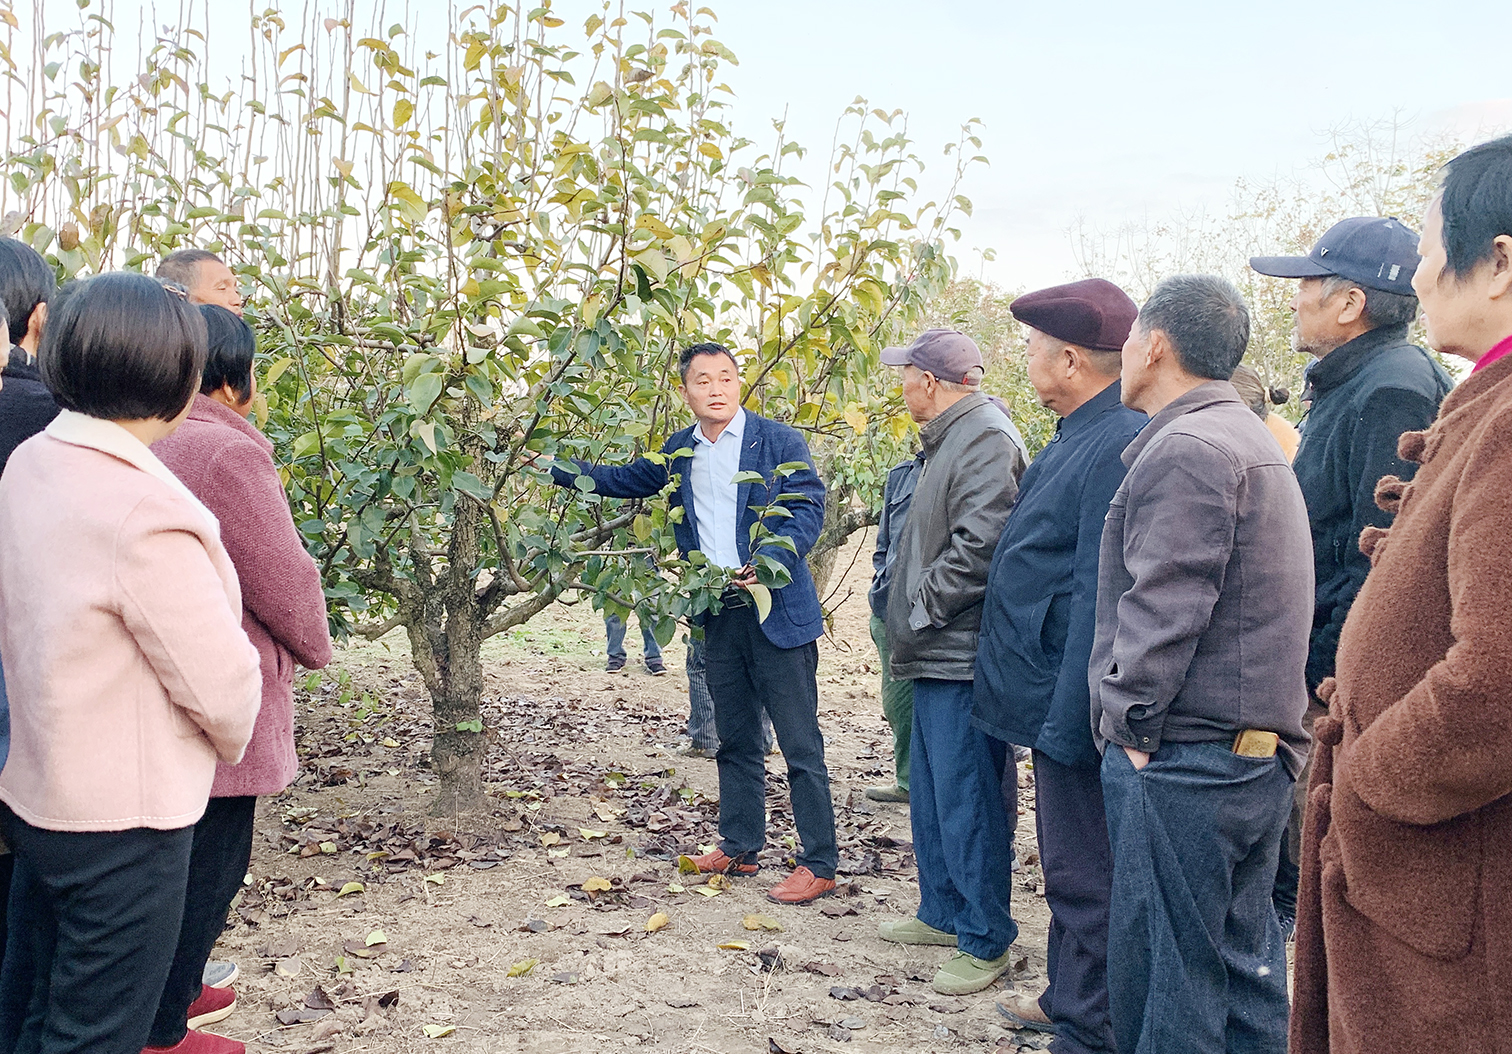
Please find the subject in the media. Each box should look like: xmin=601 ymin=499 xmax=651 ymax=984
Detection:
xmin=0 ymin=132 xmax=1506 ymax=1053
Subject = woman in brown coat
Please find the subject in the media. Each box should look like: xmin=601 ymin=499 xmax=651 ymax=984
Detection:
xmin=1291 ymin=136 xmax=1512 ymax=1053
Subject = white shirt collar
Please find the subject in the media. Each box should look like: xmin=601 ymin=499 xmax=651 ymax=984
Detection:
xmin=45 ymin=409 xmax=219 ymax=533
xmin=694 ymin=406 xmax=746 ymax=448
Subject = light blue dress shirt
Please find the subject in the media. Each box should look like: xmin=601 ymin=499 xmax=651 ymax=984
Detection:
xmin=690 ymin=407 xmax=747 ymax=569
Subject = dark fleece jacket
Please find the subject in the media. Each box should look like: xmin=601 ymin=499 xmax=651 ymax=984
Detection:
xmin=1291 ymin=353 xmax=1512 ymax=1054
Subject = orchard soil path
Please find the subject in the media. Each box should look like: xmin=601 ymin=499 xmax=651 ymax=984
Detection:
xmin=214 ymin=530 xmax=1053 ymax=1054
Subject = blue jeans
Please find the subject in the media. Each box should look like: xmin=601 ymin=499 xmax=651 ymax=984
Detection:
xmin=687 ymin=638 xmax=773 ymax=752
xmin=910 ymin=678 xmax=1017 ymax=960
xmin=1101 ymin=742 xmax=1293 ymax=1054
xmin=605 ymin=613 xmax=661 ymax=663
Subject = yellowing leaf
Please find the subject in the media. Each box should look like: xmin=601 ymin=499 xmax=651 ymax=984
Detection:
xmin=337 ymin=881 xmax=365 ymax=898
xmin=506 ymin=957 xmax=537 ymax=977
xmin=707 ymin=873 xmax=733 ymax=891
xmin=717 ymin=940 xmax=750 ymax=950
xmin=365 ymin=929 xmax=387 ymax=946
xmin=698 ymin=141 xmax=724 ymax=161
xmin=319 ymin=842 xmax=338 ymax=855
xmin=578 ymin=828 xmax=606 ymax=840
xmin=843 ymin=404 xmax=868 ymax=435
xmin=582 ymin=876 xmax=612 ymax=892
xmin=747 ymin=582 xmax=772 ymax=623
xmin=347 ymin=70 xmax=371 ymax=95
xmin=381 ymin=737 xmax=399 ymax=748
xmin=394 ymin=98 xmax=414 ymax=127
xmin=645 ymin=912 xmax=670 ymax=932
xmin=666 ymin=883 xmax=685 ymax=894
xmin=694 ymin=885 xmax=722 ymax=898
xmin=545 ymin=894 xmax=572 ymax=907
xmin=539 ymin=832 xmax=561 ymax=846
xmin=676 ymin=855 xmax=700 ymax=875
xmin=422 ymin=1023 xmax=455 ymax=1038
xmin=586 ymin=80 xmax=613 ymax=108
xmin=547 ymin=847 xmax=569 ymax=858
xmin=741 ymin=913 xmax=783 ymax=932
xmin=424 ymin=874 xmax=445 ymax=886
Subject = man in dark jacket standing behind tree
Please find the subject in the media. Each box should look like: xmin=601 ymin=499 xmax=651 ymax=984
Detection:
xmin=877 ymin=329 xmax=1028 ymax=996
xmin=1249 ymin=218 xmax=1452 ymax=935
xmin=973 ymin=279 xmax=1145 ymax=1050
xmin=0 ymin=239 xmax=59 ymax=474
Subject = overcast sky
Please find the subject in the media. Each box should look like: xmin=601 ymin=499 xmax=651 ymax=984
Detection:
xmin=30 ymin=0 xmax=1512 ymax=291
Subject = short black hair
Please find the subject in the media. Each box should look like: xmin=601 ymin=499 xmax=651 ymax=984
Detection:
xmin=199 ymin=304 xmax=256 ymax=401
xmin=40 ymin=272 xmax=207 ymax=421
xmin=1137 ymin=275 xmax=1251 ymax=380
xmin=156 ymin=248 xmax=224 ymax=290
xmin=0 ymin=238 xmax=57 ymax=346
xmin=1318 ymin=274 xmax=1418 ymax=329
xmin=1439 ymin=135 xmax=1512 ymax=281
xmin=677 ymin=341 xmax=740 ymax=383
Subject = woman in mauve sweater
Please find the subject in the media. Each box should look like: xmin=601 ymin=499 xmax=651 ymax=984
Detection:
xmin=1291 ymin=136 xmax=1512 ymax=1054
xmin=141 ymin=305 xmax=332 ymax=1053
xmin=0 ymin=274 xmax=260 ymax=1054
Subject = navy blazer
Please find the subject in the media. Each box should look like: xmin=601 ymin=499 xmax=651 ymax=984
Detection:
xmin=972 ymin=382 xmax=1145 ymax=768
xmin=551 ymin=412 xmax=826 ymax=649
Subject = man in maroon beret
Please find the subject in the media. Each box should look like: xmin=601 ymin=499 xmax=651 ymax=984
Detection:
xmin=974 ymin=278 xmax=1146 ymax=1050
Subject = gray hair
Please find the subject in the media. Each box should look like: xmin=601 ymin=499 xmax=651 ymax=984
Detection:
xmin=1137 ymin=275 xmax=1251 ymax=381
xmin=1318 ymin=274 xmax=1418 ymax=329
xmin=155 ymin=248 xmax=224 ymax=289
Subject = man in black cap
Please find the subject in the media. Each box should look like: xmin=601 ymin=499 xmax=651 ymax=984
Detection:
xmin=876 ymin=329 xmax=1029 ymax=995
xmin=974 ymin=279 xmax=1145 ymax=1050
xmin=1249 ymin=217 xmax=1453 ymax=936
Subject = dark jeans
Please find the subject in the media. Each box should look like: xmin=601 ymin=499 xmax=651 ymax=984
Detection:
xmin=1101 ymin=742 xmax=1293 ymax=1054
xmin=1272 ymin=696 xmax=1325 ymax=920
xmin=0 ymin=806 xmax=193 ymax=1054
xmin=867 ymin=614 xmax=912 ymax=790
xmin=148 ymin=796 xmax=257 ymax=1047
xmin=703 ymin=604 xmax=837 ymax=878
xmin=1033 ymin=750 xmax=1115 ymax=1054
xmin=910 ymin=678 xmax=1017 ymax=960
xmin=605 ymin=613 xmax=661 ymax=663
xmin=687 ymin=637 xmax=773 ymax=753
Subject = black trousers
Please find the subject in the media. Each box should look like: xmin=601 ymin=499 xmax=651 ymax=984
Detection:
xmin=0 ymin=806 xmax=193 ymax=1054
xmin=148 ymin=796 xmax=256 ymax=1047
xmin=703 ymin=604 xmax=838 ymax=878
xmin=1034 ymin=750 xmax=1116 ymax=1054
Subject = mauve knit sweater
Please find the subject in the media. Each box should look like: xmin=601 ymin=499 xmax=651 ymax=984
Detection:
xmin=155 ymin=394 xmax=332 ymax=798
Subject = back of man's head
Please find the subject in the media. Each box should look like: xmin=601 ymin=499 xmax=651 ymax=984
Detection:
xmin=1439 ymin=134 xmax=1512 ymax=281
xmin=1139 ymin=275 xmax=1251 ymax=380
xmin=0 ymin=238 xmax=57 ymax=347
xmin=156 ymin=248 xmax=223 ymax=291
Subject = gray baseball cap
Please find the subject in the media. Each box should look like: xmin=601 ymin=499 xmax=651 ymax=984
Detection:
xmin=880 ymin=329 xmax=984 ymax=384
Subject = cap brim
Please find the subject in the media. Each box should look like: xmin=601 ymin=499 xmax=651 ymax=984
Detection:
xmin=1249 ymin=255 xmax=1336 ymax=279
xmin=879 ymin=347 xmax=912 ymax=366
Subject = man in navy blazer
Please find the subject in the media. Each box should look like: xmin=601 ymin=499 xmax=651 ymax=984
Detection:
xmin=973 ymin=279 xmax=1145 ymax=1050
xmin=549 ymin=342 xmax=838 ymax=904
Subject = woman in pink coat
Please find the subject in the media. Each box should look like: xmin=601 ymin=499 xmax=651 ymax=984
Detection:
xmin=0 ymin=274 xmax=261 ymax=1054
xmin=144 ymin=305 xmax=332 ymax=1054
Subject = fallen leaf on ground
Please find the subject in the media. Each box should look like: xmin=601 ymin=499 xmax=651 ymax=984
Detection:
xmin=694 ymin=885 xmax=722 ymax=898
xmin=424 ymin=875 xmax=445 ymax=886
xmin=666 ymin=883 xmax=685 ymax=894
xmin=819 ymin=901 xmax=858 ymax=917
xmin=582 ymin=876 xmax=613 ymax=892
xmin=549 ymin=971 xmax=579 ymax=984
xmin=342 ymin=940 xmax=383 ymax=959
xmin=305 ymin=986 xmax=336 ymax=1010
xmin=802 ymin=962 xmax=840 ymax=976
xmin=706 ymin=873 xmax=733 ymax=891
xmin=274 ymin=957 xmax=302 ymax=979
xmin=422 ymin=1023 xmax=455 ymax=1038
xmin=544 ymin=895 xmax=572 ymax=907
xmin=645 ymin=912 xmax=670 ymax=932
xmin=539 ymin=832 xmax=561 ymax=846
xmin=676 ymin=855 xmax=700 ymax=874
xmin=578 ymin=828 xmax=606 ymax=840
xmin=506 ymin=958 xmax=537 ymax=977
xmin=365 ymin=930 xmax=387 ymax=946
xmin=336 ymin=881 xmax=365 ymax=898
xmin=742 ymin=913 xmax=783 ymax=932
xmin=717 ymin=940 xmax=750 ymax=950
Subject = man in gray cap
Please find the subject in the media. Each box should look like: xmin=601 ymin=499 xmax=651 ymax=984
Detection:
xmin=1249 ymin=218 xmax=1453 ymax=937
xmin=876 ymin=329 xmax=1029 ymax=995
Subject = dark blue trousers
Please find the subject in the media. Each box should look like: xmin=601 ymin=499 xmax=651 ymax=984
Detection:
xmin=911 ymin=678 xmax=1017 ymax=959
xmin=604 ymin=613 xmax=661 ymax=663
xmin=1101 ymin=742 xmax=1293 ymax=1054
xmin=1033 ymin=750 xmax=1116 ymax=1054
xmin=703 ymin=604 xmax=837 ymax=878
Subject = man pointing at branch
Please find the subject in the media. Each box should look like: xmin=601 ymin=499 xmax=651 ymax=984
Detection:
xmin=547 ymin=342 xmax=839 ymax=905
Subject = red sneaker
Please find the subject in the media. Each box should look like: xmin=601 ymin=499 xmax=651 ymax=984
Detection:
xmin=767 ymin=866 xmax=837 ymax=905
xmin=689 ymin=848 xmax=759 ymax=875
xmin=143 ymin=1029 xmax=245 ymax=1054
xmin=185 ymin=984 xmax=236 ymax=1029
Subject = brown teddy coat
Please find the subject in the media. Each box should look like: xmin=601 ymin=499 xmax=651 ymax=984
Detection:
xmin=1291 ymin=353 xmax=1512 ymax=1054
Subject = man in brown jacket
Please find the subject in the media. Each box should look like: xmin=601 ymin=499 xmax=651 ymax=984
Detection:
xmin=1292 ymin=135 xmax=1512 ymax=1054
xmin=1091 ymin=276 xmax=1313 ymax=1054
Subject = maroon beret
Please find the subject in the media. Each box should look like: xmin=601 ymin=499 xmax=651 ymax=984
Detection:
xmin=1009 ymin=278 xmax=1138 ymax=353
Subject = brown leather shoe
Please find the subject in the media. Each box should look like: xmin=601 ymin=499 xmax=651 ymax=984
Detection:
xmin=690 ymin=849 xmax=759 ymax=875
xmin=996 ymin=988 xmax=1055 ymax=1033
xmin=766 ymin=866 xmax=837 ymax=905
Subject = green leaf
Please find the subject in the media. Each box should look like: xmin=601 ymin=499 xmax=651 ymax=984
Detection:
xmin=337 ymin=881 xmax=365 ymax=897
xmin=408 ymin=372 xmax=443 ymax=413
xmin=728 ymin=470 xmax=765 ymax=485
xmin=422 ymin=1023 xmax=455 ymax=1038
xmin=454 ymin=719 xmax=483 ymax=733
xmin=746 ymin=582 xmax=772 ymax=623
xmin=451 ymin=471 xmax=491 ymax=503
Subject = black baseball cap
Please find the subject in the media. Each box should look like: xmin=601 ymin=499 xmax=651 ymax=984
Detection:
xmin=1249 ymin=217 xmax=1420 ymax=296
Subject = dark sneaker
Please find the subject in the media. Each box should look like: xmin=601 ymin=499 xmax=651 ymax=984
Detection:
xmin=766 ymin=866 xmax=837 ymax=905
xmin=185 ymin=985 xmax=236 ymax=1030
xmin=606 ymin=656 xmax=626 ymax=673
xmin=675 ymin=742 xmax=717 ymax=759
xmin=645 ymin=657 xmax=667 ymax=676
xmin=690 ymin=848 xmax=759 ymax=875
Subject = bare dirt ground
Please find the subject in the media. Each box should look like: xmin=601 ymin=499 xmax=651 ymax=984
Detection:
xmin=211 ymin=530 xmax=1052 ymax=1054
